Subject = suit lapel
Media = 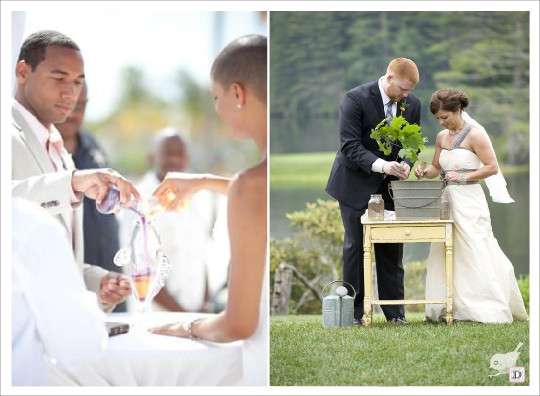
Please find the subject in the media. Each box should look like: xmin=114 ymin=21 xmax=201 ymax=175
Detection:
xmin=369 ymin=82 xmax=386 ymax=121
xmin=12 ymin=104 xmax=72 ymax=233
xmin=12 ymin=105 xmax=55 ymax=174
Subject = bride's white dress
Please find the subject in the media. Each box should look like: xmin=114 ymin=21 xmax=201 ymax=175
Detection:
xmin=425 ymin=148 xmax=528 ymax=323
xmin=240 ymin=258 xmax=268 ymax=385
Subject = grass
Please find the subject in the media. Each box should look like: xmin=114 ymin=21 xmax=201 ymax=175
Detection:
xmin=270 ymin=314 xmax=529 ymax=386
xmin=270 ymin=149 xmax=529 ymax=189
xmin=270 ymin=151 xmax=336 ymax=188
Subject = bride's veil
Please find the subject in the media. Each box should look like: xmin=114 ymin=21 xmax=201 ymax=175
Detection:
xmin=462 ymin=111 xmax=515 ymax=203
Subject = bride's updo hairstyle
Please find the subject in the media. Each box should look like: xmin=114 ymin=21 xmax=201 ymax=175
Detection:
xmin=211 ymin=34 xmax=267 ymax=103
xmin=430 ymin=89 xmax=469 ymax=114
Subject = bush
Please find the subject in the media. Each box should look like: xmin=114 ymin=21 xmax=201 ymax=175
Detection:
xmin=270 ymin=200 xmax=343 ymax=314
xmin=271 ymin=199 xmax=429 ymax=314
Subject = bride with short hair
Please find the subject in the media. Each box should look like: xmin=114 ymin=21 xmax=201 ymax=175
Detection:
xmin=149 ymin=34 xmax=268 ymax=385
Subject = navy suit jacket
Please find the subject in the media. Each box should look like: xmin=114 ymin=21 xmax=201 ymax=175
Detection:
xmin=325 ymin=80 xmax=421 ymax=209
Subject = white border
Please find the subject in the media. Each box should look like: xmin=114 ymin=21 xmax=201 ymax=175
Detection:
xmin=1 ymin=1 xmax=538 ymax=395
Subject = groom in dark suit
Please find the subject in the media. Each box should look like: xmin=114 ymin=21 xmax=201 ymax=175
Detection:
xmin=326 ymin=58 xmax=421 ymax=324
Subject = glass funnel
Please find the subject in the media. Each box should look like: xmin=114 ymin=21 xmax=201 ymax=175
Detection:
xmin=113 ymin=215 xmax=171 ymax=314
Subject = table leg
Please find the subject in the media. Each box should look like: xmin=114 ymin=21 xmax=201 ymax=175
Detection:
xmin=362 ymin=225 xmax=372 ymax=326
xmin=445 ymin=224 xmax=453 ymax=325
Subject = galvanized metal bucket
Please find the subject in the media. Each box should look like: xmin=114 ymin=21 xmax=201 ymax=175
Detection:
xmin=389 ymin=180 xmax=443 ymax=220
xmin=322 ymin=280 xmax=356 ymax=327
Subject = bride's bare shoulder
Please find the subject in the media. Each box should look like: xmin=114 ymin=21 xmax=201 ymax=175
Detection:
xmin=468 ymin=126 xmax=490 ymax=142
xmin=435 ymin=129 xmax=449 ymax=144
xmin=229 ymin=160 xmax=267 ymax=205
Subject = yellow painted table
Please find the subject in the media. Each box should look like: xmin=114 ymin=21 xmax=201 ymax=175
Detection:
xmin=361 ymin=214 xmax=454 ymax=326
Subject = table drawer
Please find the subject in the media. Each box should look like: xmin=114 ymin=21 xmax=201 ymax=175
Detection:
xmin=370 ymin=226 xmax=445 ymax=241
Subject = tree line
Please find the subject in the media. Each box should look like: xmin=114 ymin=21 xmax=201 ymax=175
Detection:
xmin=270 ymin=11 xmax=529 ymax=164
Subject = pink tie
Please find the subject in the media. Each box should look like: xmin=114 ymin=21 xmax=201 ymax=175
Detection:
xmin=47 ymin=129 xmax=64 ymax=171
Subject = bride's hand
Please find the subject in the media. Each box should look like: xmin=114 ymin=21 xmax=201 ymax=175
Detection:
xmin=152 ymin=172 xmax=204 ymax=211
xmin=149 ymin=321 xmax=189 ymax=337
xmin=414 ymin=161 xmax=427 ymax=179
xmin=444 ymin=171 xmax=461 ymax=182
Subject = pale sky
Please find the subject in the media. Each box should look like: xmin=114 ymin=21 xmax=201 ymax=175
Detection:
xmin=14 ymin=9 xmax=266 ymax=121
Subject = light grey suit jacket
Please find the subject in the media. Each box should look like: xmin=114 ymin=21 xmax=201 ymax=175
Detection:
xmin=11 ymin=102 xmax=108 ymax=293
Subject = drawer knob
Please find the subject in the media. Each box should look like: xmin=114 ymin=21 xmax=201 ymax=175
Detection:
xmin=405 ymin=230 xmax=411 ymax=236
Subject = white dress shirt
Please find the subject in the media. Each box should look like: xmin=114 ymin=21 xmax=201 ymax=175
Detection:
xmin=12 ymin=199 xmax=107 ymax=386
xmin=371 ymin=77 xmax=398 ymax=174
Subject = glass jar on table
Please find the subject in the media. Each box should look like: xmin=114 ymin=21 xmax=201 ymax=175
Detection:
xmin=368 ymin=194 xmax=384 ymax=221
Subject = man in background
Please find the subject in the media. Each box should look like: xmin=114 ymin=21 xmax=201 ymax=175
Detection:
xmin=119 ymin=128 xmax=229 ymax=312
xmin=56 ymin=82 xmax=125 ymax=312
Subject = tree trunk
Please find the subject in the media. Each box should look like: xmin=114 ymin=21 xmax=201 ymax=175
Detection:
xmin=271 ymin=262 xmax=294 ymax=315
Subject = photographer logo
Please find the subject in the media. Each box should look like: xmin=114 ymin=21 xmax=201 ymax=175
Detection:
xmin=509 ymin=367 xmax=525 ymax=384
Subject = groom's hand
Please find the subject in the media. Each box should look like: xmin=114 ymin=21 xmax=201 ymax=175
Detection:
xmin=383 ymin=161 xmax=409 ymax=180
xmin=72 ymin=169 xmax=140 ymax=206
xmin=400 ymin=162 xmax=411 ymax=179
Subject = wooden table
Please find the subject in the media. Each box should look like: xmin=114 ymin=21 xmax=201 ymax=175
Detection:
xmin=361 ymin=215 xmax=454 ymax=326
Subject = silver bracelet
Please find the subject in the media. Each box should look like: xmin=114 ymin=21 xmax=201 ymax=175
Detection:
xmin=458 ymin=172 xmax=468 ymax=184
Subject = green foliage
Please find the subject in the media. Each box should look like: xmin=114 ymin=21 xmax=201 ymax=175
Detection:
xmin=270 ymin=12 xmax=530 ymax=165
xmin=369 ymin=116 xmax=426 ymax=162
xmin=286 ymin=200 xmax=344 ymax=249
xmin=270 ymin=238 xmax=327 ymax=314
xmin=270 ymin=200 xmax=344 ymax=314
xmin=271 ymin=199 xmax=436 ymax=314
xmin=88 ymin=65 xmax=258 ymax=176
xmin=271 ymin=314 xmax=530 ymax=386
xmin=517 ymin=275 xmax=529 ymax=313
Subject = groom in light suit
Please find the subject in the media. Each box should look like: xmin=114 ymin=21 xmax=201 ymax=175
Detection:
xmin=12 ymin=30 xmax=139 ymax=310
xmin=326 ymin=58 xmax=421 ymax=324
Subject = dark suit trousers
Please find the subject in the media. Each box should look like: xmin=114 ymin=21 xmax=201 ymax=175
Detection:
xmin=339 ymin=195 xmax=405 ymax=320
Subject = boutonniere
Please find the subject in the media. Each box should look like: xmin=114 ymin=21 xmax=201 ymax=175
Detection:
xmin=399 ymin=100 xmax=408 ymax=113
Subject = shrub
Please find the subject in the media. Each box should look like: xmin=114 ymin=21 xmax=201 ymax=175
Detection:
xmin=270 ymin=200 xmax=343 ymax=314
xmin=271 ymin=199 xmax=429 ymax=314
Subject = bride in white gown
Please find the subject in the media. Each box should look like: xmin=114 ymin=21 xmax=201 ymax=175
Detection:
xmin=415 ymin=89 xmax=528 ymax=324
xmin=149 ymin=34 xmax=268 ymax=385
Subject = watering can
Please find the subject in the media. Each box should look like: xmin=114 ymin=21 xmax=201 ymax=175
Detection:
xmin=322 ymin=280 xmax=356 ymax=327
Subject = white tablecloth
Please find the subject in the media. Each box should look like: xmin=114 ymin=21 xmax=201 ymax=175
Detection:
xmin=47 ymin=312 xmax=243 ymax=386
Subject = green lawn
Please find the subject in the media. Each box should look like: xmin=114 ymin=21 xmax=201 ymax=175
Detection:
xmin=270 ymin=149 xmax=528 ymax=189
xmin=270 ymin=151 xmax=336 ymax=188
xmin=270 ymin=314 xmax=529 ymax=386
